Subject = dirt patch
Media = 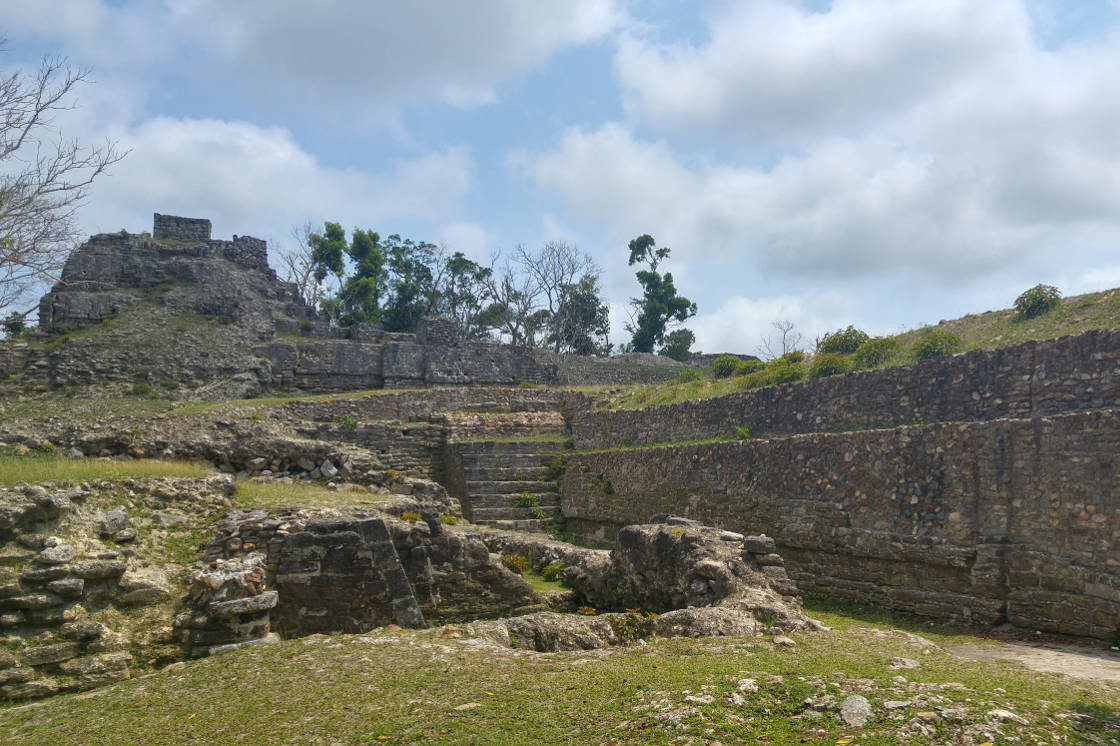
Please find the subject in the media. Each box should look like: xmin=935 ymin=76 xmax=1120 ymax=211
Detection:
xmin=950 ymin=639 xmax=1120 ymax=683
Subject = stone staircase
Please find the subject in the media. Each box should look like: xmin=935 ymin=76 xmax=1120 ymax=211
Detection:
xmin=456 ymin=439 xmax=566 ymax=531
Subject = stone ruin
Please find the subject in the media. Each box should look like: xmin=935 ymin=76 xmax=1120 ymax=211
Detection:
xmin=0 ymin=212 xmax=688 ymax=393
xmin=173 ymin=509 xmax=814 ymax=658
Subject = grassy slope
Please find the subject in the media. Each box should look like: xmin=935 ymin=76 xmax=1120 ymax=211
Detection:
xmin=1 ymin=601 xmax=1116 ymax=744
xmin=608 ymin=286 xmax=1120 ymax=410
xmin=891 ymin=286 xmax=1120 ymax=352
xmin=0 ymin=454 xmax=210 ymax=486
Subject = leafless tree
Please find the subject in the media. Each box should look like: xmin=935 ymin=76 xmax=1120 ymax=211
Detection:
xmin=278 ymin=220 xmax=331 ymax=309
xmin=514 ymin=239 xmax=598 ymax=352
xmin=757 ymin=319 xmax=803 ymax=359
xmin=0 ymin=49 xmax=126 ymax=316
xmin=483 ymin=247 xmax=545 ymax=346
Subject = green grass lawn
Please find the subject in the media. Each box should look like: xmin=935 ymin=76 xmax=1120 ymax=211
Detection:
xmin=0 ymin=453 xmax=210 ymax=486
xmin=522 ymin=569 xmax=566 ymax=594
xmin=1 ymin=611 xmax=1115 ymax=745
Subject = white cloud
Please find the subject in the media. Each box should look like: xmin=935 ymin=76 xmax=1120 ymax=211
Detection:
xmin=523 ymin=1 xmax=1120 ymax=285
xmin=2 ymin=0 xmax=623 ymax=115
xmin=688 ymin=291 xmax=859 ymax=356
xmin=437 ymin=222 xmax=495 ymax=261
xmin=616 ymin=0 xmax=1030 ymax=144
xmin=82 ymin=117 xmax=472 ymax=242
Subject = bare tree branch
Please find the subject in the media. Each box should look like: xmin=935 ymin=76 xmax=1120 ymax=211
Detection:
xmin=757 ymin=319 xmax=803 ymax=360
xmin=277 ymin=220 xmax=332 ymax=309
xmin=0 ymin=48 xmax=127 ymax=315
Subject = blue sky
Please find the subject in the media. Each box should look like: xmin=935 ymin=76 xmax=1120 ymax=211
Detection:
xmin=4 ymin=0 xmax=1120 ymax=354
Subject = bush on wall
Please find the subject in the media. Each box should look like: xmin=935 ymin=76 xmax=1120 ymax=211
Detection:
xmin=852 ymin=337 xmax=899 ymax=369
xmin=912 ymin=330 xmax=961 ymax=360
xmin=816 ymin=326 xmax=870 ymax=355
xmin=809 ymin=352 xmax=849 ymax=379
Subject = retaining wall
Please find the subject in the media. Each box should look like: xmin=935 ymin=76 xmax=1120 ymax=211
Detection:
xmin=559 ymin=409 xmax=1120 ymax=639
xmin=571 ymin=330 xmax=1120 ymax=448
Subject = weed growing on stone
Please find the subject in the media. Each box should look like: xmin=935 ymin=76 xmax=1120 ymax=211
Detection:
xmin=500 ymin=553 xmax=529 ymax=575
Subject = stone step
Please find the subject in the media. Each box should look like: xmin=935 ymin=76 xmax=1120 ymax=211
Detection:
xmin=466 ymin=480 xmax=558 ymax=495
xmin=474 ymin=518 xmax=553 ymax=532
xmin=469 ymin=493 xmax=560 ymax=509
xmin=460 ymin=453 xmax=560 ymax=469
xmin=461 ymin=466 xmax=550 ymax=481
xmin=456 ymin=440 xmax=567 ymax=455
xmin=470 ymin=506 xmax=561 ymax=522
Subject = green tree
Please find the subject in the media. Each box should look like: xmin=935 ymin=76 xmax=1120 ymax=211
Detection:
xmin=625 ymin=234 xmax=696 ymax=353
xmin=337 ymin=228 xmax=387 ymax=325
xmin=381 ymin=235 xmax=441 ymax=333
xmin=309 ymin=221 xmax=346 ymax=283
xmin=439 ymin=251 xmax=493 ymax=341
xmin=659 ymin=328 xmax=695 ymax=362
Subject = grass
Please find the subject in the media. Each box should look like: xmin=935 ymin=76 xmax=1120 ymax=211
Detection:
xmin=0 ymin=454 xmax=210 ymax=486
xmin=891 ymin=286 xmax=1120 ymax=354
xmin=0 ymin=613 xmax=1116 ymax=744
xmin=606 ymin=286 xmax=1120 ymax=411
xmin=522 ymin=569 xmax=566 ymax=594
xmin=231 ymin=480 xmax=390 ymax=510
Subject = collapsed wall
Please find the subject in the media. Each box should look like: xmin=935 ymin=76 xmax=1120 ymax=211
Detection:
xmin=559 ymin=409 xmax=1120 ymax=639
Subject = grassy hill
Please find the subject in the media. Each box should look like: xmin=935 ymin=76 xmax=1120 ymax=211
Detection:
xmin=891 ymin=286 xmax=1120 ymax=354
xmin=607 ymin=286 xmax=1120 ymax=410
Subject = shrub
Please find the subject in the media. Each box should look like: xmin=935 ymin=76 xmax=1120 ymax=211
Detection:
xmin=544 ymin=454 xmax=565 ymax=481
xmin=438 ymin=514 xmax=459 ymax=525
xmin=400 ymin=510 xmax=422 ymax=522
xmin=337 ymin=414 xmax=358 ymax=432
xmin=852 ymin=337 xmax=899 ymax=369
xmin=1014 ymin=284 xmax=1061 ymax=320
xmin=816 ymin=326 xmax=870 ymax=355
xmin=1 ymin=313 xmax=26 ymax=338
xmin=766 ymin=359 xmax=806 ymax=384
xmin=675 ymin=368 xmax=704 ymax=383
xmin=733 ymin=424 xmax=757 ymax=439
xmin=738 ymin=369 xmax=771 ymax=390
xmin=809 ymin=352 xmax=849 ymax=379
xmin=733 ymin=359 xmax=764 ymax=376
xmin=515 ymin=492 xmax=540 ymax=508
xmin=131 ymin=381 xmax=152 ymax=397
xmin=779 ymin=350 xmax=805 ymax=364
xmin=710 ymin=354 xmax=742 ymax=378
xmin=912 ymin=330 xmax=961 ymax=360
xmin=501 ymin=553 xmax=529 ymax=575
xmin=541 ymin=561 xmax=565 ymax=582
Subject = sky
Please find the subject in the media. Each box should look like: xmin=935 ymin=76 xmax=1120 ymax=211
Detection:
xmin=4 ymin=0 xmax=1120 ymax=355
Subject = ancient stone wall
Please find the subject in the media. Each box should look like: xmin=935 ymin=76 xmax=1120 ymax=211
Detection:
xmin=203 ymin=510 xmax=537 ymax=637
xmin=559 ymin=410 xmax=1120 ymax=639
xmin=258 ymin=338 xmax=556 ymax=391
xmin=300 ymin=421 xmax=446 ymax=477
xmin=284 ymin=387 xmax=579 ymax=423
xmin=153 ymin=213 xmax=211 ymax=242
xmin=571 ymin=330 xmax=1120 ymax=448
xmin=544 ymin=350 xmax=687 ymax=386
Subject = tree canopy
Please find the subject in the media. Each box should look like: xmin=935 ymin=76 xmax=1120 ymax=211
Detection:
xmin=625 ymin=234 xmax=696 ymax=353
xmin=301 ymin=225 xmax=610 ymax=350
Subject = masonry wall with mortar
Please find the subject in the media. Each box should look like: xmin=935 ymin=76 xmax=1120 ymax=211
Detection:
xmin=559 ymin=409 xmax=1120 ymax=639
